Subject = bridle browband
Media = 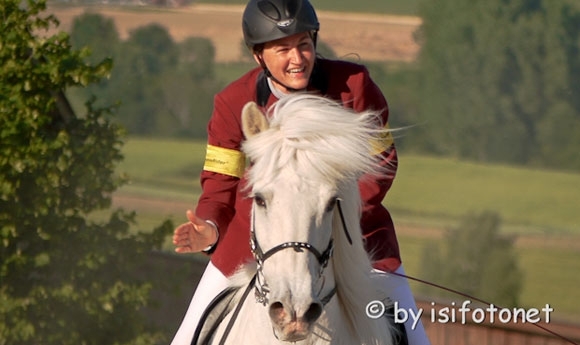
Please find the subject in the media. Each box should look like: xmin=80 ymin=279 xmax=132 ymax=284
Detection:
xmin=249 ymin=199 xmax=352 ymax=306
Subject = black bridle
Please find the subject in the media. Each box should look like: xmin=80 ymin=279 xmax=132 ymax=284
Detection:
xmin=191 ymin=199 xmax=354 ymax=345
xmin=249 ymin=199 xmax=352 ymax=306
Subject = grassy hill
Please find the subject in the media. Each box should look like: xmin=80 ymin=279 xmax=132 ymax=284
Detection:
xmin=117 ymin=138 xmax=580 ymax=235
xmin=114 ymin=137 xmax=580 ymax=322
xmin=388 ymin=155 xmax=580 ymax=235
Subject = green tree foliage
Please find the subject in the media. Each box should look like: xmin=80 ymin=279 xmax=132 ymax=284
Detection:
xmin=69 ymin=11 xmax=120 ymax=65
xmin=0 ymin=1 xmax=172 ymax=343
xmin=414 ymin=0 xmax=580 ymax=170
xmin=110 ymin=24 xmax=178 ymax=135
xmin=315 ymin=39 xmax=337 ymax=59
xmin=363 ymin=62 xmax=423 ymax=147
xmin=69 ymin=14 xmax=221 ymax=138
xmin=68 ymin=12 xmax=121 ymax=114
xmin=180 ymin=37 xmax=216 ymax=80
xmin=418 ymin=211 xmax=523 ymax=307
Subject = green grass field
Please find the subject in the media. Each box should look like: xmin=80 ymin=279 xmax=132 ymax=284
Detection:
xmin=115 ymin=138 xmax=580 ymax=322
xmin=387 ymin=155 xmax=580 ymax=234
xmin=119 ymin=138 xmax=580 ymax=235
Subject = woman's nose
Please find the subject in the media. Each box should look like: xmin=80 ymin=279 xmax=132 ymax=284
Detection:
xmin=289 ymin=47 xmax=303 ymax=64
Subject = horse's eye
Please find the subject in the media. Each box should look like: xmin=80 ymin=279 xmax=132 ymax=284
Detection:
xmin=325 ymin=197 xmax=338 ymax=213
xmin=254 ymin=194 xmax=267 ymax=208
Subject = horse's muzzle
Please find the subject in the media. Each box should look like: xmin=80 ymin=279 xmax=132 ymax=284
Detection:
xmin=269 ymin=301 xmax=323 ymax=341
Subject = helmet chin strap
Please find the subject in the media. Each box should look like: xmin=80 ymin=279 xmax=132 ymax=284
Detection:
xmin=256 ymin=56 xmax=305 ymax=93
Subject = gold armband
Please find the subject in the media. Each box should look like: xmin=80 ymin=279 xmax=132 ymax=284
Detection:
xmin=203 ymin=144 xmax=246 ymax=178
xmin=370 ymin=122 xmax=394 ymax=155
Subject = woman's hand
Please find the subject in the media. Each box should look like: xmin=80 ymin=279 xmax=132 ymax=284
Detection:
xmin=173 ymin=210 xmax=218 ymax=253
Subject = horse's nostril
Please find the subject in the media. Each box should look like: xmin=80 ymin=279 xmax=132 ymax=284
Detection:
xmin=303 ymin=302 xmax=323 ymax=323
xmin=269 ymin=301 xmax=322 ymax=324
xmin=269 ymin=301 xmax=286 ymax=322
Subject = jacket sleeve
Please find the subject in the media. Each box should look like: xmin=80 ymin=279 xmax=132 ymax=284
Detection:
xmin=351 ymin=66 xmax=401 ymax=272
xmin=195 ymin=93 xmax=245 ymax=241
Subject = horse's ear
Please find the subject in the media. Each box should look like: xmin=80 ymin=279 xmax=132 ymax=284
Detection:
xmin=242 ymin=102 xmax=269 ymax=138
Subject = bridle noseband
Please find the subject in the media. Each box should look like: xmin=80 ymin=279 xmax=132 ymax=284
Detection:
xmin=249 ymin=199 xmax=352 ymax=306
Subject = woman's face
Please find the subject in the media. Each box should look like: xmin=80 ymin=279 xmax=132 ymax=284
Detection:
xmin=255 ymin=32 xmax=316 ymax=93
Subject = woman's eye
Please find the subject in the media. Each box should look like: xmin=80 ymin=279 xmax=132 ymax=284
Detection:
xmin=254 ymin=195 xmax=267 ymax=208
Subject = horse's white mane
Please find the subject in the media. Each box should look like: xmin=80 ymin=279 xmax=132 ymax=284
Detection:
xmin=237 ymin=94 xmax=395 ymax=344
xmin=242 ymin=93 xmax=386 ymax=192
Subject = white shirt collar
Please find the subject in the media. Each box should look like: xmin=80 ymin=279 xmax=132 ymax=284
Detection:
xmin=267 ymin=77 xmax=289 ymax=100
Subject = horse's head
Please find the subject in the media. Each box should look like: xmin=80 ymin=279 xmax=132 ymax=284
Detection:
xmin=241 ymin=94 xmax=387 ymax=342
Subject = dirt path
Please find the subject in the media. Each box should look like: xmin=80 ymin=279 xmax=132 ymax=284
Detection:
xmin=47 ymin=4 xmax=421 ymax=62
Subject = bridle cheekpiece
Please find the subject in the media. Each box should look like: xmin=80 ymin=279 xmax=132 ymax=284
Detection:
xmin=249 ymin=199 xmax=351 ymax=306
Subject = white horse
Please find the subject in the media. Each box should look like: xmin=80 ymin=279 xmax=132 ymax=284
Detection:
xmin=194 ymin=94 xmax=399 ymax=345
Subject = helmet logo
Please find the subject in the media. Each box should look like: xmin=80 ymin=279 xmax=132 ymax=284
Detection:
xmin=277 ymin=19 xmax=294 ymax=27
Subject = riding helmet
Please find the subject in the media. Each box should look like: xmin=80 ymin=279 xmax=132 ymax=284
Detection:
xmin=242 ymin=0 xmax=320 ymax=49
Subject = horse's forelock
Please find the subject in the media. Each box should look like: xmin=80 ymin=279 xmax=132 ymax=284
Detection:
xmin=243 ymin=94 xmax=385 ymax=190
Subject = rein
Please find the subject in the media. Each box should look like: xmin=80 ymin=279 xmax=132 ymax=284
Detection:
xmin=219 ymin=276 xmax=256 ymax=345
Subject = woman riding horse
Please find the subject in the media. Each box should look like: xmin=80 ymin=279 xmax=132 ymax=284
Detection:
xmin=170 ymin=1 xmax=430 ymax=344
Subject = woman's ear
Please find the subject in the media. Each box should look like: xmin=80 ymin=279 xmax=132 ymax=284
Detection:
xmin=253 ymin=51 xmax=262 ymax=66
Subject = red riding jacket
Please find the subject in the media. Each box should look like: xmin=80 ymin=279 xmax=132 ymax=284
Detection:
xmin=196 ymin=58 xmax=401 ymax=276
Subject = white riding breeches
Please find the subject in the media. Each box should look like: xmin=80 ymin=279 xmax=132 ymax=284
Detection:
xmin=169 ymin=262 xmax=430 ymax=345
xmin=373 ymin=266 xmax=431 ymax=345
xmin=170 ymin=261 xmax=229 ymax=345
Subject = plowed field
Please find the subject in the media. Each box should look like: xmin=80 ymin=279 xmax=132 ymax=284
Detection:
xmin=48 ymin=4 xmax=421 ymax=62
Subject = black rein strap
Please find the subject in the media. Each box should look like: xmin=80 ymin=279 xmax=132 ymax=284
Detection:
xmin=216 ymin=275 xmax=256 ymax=345
xmin=336 ymin=199 xmax=352 ymax=245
